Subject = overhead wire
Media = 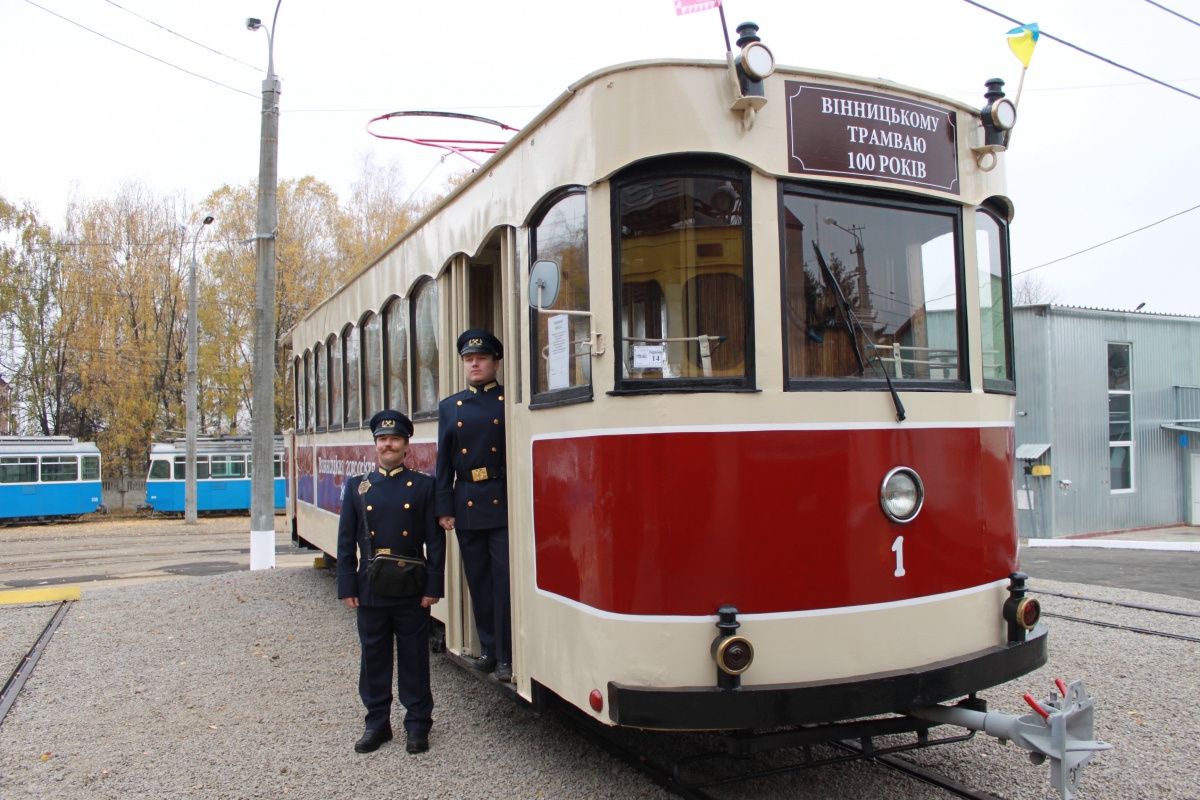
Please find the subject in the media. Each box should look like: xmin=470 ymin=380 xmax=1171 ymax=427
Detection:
xmin=1013 ymin=201 xmax=1200 ymax=276
xmin=959 ymin=0 xmax=1200 ymax=102
xmin=99 ymin=0 xmax=262 ymax=71
xmin=20 ymin=0 xmax=258 ymax=100
xmin=1142 ymin=0 xmax=1200 ymax=28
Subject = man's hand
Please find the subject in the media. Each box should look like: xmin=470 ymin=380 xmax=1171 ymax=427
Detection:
xmin=343 ymin=597 xmax=359 ymax=609
xmin=421 ymin=597 xmax=440 ymax=608
xmin=438 ymin=516 xmax=455 ymax=531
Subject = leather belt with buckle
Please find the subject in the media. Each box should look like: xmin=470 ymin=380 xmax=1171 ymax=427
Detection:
xmin=459 ymin=466 xmax=505 ymax=482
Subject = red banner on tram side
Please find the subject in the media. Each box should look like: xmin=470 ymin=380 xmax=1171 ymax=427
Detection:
xmin=786 ymin=81 xmax=959 ymax=195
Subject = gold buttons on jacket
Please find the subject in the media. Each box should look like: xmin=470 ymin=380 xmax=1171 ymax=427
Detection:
xmin=407 ymin=481 xmax=412 ymax=487
xmin=498 ymin=396 xmax=504 ymax=401
xmin=493 ymin=499 xmax=499 ymax=505
xmin=366 ymin=505 xmax=373 ymax=511
xmin=370 ymin=531 xmax=375 ymax=537
xmin=491 ymin=447 xmax=498 ymax=452
xmin=468 ymin=501 xmax=474 ymax=507
xmin=457 ymin=421 xmax=463 ymax=427
xmin=456 ymin=400 xmax=463 ymax=406
xmin=403 ymin=531 xmax=408 ymax=537
xmin=462 ymin=448 xmax=468 ymax=454
xmin=404 ymin=503 xmax=410 ymax=509
xmin=494 ymin=419 xmax=499 ymax=424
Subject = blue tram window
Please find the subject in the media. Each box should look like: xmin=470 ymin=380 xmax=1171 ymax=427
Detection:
xmin=41 ymin=456 xmax=78 ymax=482
xmin=0 ymin=456 xmax=38 ymax=483
xmin=210 ymin=455 xmax=246 ymax=479
xmin=149 ymin=460 xmax=171 ymax=480
xmin=82 ymin=456 xmax=100 ymax=481
xmin=197 ymin=456 xmax=210 ymax=480
xmin=174 ymin=456 xmax=186 ymax=481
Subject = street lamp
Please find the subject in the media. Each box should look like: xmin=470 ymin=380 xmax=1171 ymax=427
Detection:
xmin=183 ymin=215 xmax=215 ymax=525
xmin=247 ymin=1 xmax=282 ymax=571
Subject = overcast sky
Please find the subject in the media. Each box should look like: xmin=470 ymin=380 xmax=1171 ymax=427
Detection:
xmin=2 ymin=0 xmax=1198 ymax=315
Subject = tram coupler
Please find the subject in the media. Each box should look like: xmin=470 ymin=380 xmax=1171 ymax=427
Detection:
xmin=908 ymin=679 xmax=1111 ymax=800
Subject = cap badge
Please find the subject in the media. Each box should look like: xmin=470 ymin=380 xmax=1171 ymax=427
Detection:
xmin=469 ymin=338 xmax=483 ymax=346
xmin=381 ymin=419 xmax=395 ymax=428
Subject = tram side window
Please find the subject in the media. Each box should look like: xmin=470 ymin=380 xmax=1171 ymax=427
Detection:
xmin=293 ymin=356 xmax=302 ymax=430
xmin=210 ymin=455 xmax=246 ymax=479
xmin=41 ymin=456 xmax=78 ymax=482
xmin=411 ymin=279 xmax=440 ymax=419
xmin=976 ymin=207 xmax=1014 ymax=392
xmin=530 ymin=189 xmax=591 ymax=404
xmin=174 ymin=456 xmax=186 ymax=481
xmin=314 ymin=342 xmax=325 ymax=430
xmin=614 ymin=161 xmax=753 ymax=391
xmin=343 ymin=324 xmax=361 ymax=428
xmin=328 ymin=334 xmax=342 ymax=431
xmin=383 ymin=297 xmax=410 ymax=414
xmin=0 ymin=456 xmax=38 ymax=483
xmin=303 ymin=349 xmax=314 ymax=431
xmin=781 ymin=189 xmax=963 ymax=388
xmin=149 ymin=460 xmax=170 ymax=480
xmin=81 ymin=456 xmax=100 ymax=481
xmin=274 ymin=453 xmax=283 ymax=478
xmin=362 ymin=312 xmax=383 ymax=420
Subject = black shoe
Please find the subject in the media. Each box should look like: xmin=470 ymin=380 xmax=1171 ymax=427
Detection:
xmin=354 ymin=727 xmax=393 ymax=753
xmin=467 ymin=655 xmax=496 ymax=672
xmin=406 ymin=731 xmax=429 ymax=753
xmin=495 ymin=662 xmax=513 ymax=682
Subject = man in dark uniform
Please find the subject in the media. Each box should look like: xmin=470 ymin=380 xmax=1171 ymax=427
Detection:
xmin=435 ymin=329 xmax=512 ymax=682
xmin=337 ymin=409 xmax=445 ymax=754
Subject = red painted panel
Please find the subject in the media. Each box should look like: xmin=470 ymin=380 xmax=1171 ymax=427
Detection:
xmin=532 ymin=427 xmax=1017 ymax=616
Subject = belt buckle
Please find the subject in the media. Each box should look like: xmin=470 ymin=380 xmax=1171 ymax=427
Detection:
xmin=471 ymin=467 xmax=488 ymax=482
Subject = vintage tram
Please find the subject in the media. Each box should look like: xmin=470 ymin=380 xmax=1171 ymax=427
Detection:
xmin=0 ymin=436 xmax=104 ymax=523
xmin=285 ymin=28 xmax=1103 ymax=798
xmin=145 ymin=436 xmax=286 ymax=514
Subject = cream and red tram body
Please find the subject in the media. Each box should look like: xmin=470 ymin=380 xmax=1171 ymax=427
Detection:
xmin=285 ymin=57 xmax=1039 ymax=732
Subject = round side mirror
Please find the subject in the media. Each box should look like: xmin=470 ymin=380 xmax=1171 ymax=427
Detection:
xmin=528 ymin=259 xmax=561 ymax=309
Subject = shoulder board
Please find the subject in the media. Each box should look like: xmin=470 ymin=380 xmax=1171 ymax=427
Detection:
xmin=411 ymin=469 xmax=433 ymax=478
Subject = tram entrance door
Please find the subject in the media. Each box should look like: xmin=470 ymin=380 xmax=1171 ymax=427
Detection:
xmin=442 ymin=229 xmax=515 ymax=663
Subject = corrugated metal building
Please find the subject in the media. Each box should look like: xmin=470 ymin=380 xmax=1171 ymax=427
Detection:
xmin=1013 ymin=305 xmax=1200 ymax=537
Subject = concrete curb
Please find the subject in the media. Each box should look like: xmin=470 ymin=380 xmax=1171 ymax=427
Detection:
xmin=1026 ymin=539 xmax=1200 ymax=552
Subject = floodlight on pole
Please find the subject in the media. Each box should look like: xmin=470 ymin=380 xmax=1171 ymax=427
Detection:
xmin=184 ymin=215 xmax=214 ymax=526
xmin=248 ymin=1 xmax=282 ymax=570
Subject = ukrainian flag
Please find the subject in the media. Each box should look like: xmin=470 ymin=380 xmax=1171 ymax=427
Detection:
xmin=1007 ymin=23 xmax=1039 ymax=68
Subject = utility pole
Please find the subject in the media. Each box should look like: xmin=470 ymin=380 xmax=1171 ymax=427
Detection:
xmin=184 ymin=215 xmax=214 ymax=525
xmin=247 ymin=2 xmax=282 ymax=570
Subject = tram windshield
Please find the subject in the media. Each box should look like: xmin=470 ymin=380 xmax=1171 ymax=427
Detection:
xmin=782 ymin=191 xmax=961 ymax=385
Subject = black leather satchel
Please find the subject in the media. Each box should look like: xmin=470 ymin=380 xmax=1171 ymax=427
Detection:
xmin=366 ymin=552 xmax=427 ymax=598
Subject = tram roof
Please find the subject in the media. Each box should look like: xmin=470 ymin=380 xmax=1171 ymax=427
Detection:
xmin=0 ymin=436 xmax=99 ymax=455
xmin=288 ymin=58 xmax=989 ymax=340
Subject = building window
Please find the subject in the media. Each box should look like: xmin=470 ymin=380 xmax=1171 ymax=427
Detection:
xmin=314 ymin=342 xmax=326 ymax=430
xmin=328 ymin=334 xmax=342 ymax=431
xmin=530 ymin=188 xmax=591 ymax=405
xmin=1108 ymin=342 xmax=1134 ymax=492
xmin=412 ymin=278 xmax=440 ymax=418
xmin=362 ymin=312 xmax=383 ymax=421
xmin=781 ymin=186 xmax=963 ymax=388
xmin=976 ymin=206 xmax=1014 ymax=392
xmin=613 ymin=159 xmax=753 ymax=392
xmin=383 ymin=296 xmax=409 ymax=414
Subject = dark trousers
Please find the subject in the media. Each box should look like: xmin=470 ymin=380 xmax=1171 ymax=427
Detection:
xmin=457 ymin=525 xmax=511 ymax=663
xmin=356 ymin=600 xmax=433 ymax=733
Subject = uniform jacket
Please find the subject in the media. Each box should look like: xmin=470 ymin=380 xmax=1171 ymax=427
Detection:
xmin=435 ymin=381 xmax=508 ymax=529
xmin=336 ymin=465 xmax=445 ymax=605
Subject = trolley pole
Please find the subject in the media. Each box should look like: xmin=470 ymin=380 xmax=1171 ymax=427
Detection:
xmin=247 ymin=3 xmax=282 ymax=570
xmin=184 ymin=215 xmax=214 ymax=526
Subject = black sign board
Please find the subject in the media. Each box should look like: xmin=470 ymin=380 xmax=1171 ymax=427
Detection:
xmin=785 ymin=81 xmax=959 ymax=195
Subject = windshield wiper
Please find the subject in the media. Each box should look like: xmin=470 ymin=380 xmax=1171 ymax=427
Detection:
xmin=811 ymin=242 xmax=906 ymax=422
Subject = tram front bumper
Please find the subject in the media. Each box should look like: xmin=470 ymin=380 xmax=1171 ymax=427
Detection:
xmin=607 ymin=623 xmax=1048 ymax=731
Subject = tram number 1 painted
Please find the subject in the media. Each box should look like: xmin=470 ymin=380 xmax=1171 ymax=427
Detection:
xmin=891 ymin=536 xmax=906 ymax=578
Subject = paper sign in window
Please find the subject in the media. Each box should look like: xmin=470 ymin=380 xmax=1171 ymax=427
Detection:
xmin=632 ymin=345 xmax=665 ymax=369
xmin=547 ymin=314 xmax=570 ymax=391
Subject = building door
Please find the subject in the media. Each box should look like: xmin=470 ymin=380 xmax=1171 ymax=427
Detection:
xmin=1191 ymin=453 xmax=1200 ymax=526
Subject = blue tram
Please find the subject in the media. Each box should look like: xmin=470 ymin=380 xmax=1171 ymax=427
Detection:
xmin=0 ymin=436 xmax=104 ymax=522
xmin=145 ymin=436 xmax=286 ymax=514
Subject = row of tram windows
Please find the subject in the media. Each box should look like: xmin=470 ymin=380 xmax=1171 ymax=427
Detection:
xmin=291 ymin=157 xmax=1016 ymax=423
xmin=294 ymin=278 xmax=440 ymax=432
xmin=0 ymin=455 xmax=100 ymax=484
xmin=148 ymin=454 xmax=284 ymax=481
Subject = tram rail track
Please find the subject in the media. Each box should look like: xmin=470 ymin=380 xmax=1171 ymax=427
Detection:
xmin=0 ymin=601 xmax=71 ymax=724
xmin=1031 ymin=587 xmax=1200 ymax=643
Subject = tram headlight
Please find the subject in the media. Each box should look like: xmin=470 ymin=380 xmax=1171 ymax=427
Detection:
xmin=880 ymin=467 xmax=924 ymax=523
xmin=737 ymin=41 xmax=775 ymax=81
xmin=712 ymin=635 xmax=754 ymax=675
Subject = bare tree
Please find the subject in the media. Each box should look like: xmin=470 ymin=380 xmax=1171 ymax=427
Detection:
xmin=1013 ymin=273 xmax=1059 ymax=306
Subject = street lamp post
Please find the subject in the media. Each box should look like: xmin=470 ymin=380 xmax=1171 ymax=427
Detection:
xmin=184 ymin=215 xmax=215 ymax=525
xmin=247 ymin=2 xmax=282 ymax=570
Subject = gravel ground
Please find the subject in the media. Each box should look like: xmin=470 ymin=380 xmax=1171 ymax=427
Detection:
xmin=0 ymin=603 xmax=60 ymax=682
xmin=0 ymin=569 xmax=1196 ymax=800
